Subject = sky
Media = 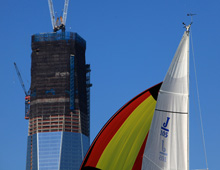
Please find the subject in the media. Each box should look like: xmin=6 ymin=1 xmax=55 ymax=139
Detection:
xmin=0 ymin=0 xmax=219 ymax=169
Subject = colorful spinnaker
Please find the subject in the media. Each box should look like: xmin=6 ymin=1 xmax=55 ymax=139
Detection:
xmin=80 ymin=83 xmax=162 ymax=170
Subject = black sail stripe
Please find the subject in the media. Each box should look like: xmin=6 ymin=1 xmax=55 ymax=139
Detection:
xmin=155 ymin=109 xmax=188 ymax=114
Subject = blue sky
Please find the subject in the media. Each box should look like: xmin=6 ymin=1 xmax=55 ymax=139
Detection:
xmin=0 ymin=0 xmax=219 ymax=169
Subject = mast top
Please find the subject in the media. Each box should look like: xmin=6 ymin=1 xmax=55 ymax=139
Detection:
xmin=183 ymin=22 xmax=192 ymax=32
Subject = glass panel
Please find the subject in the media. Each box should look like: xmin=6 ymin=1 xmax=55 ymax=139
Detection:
xmin=30 ymin=132 xmax=89 ymax=170
xmin=38 ymin=132 xmax=62 ymax=170
xmin=60 ymin=132 xmax=89 ymax=170
xmin=26 ymin=136 xmax=32 ymax=170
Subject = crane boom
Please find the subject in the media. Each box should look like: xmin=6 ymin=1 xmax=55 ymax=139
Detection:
xmin=62 ymin=0 xmax=69 ymax=25
xmin=48 ymin=0 xmax=69 ymax=32
xmin=48 ymin=0 xmax=56 ymax=30
xmin=14 ymin=62 xmax=28 ymax=96
xmin=14 ymin=62 xmax=30 ymax=120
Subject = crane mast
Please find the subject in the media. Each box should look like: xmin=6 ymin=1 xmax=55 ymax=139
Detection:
xmin=48 ymin=0 xmax=69 ymax=32
xmin=14 ymin=62 xmax=30 ymax=120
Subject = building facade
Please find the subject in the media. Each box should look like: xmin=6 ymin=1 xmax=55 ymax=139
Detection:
xmin=26 ymin=32 xmax=91 ymax=170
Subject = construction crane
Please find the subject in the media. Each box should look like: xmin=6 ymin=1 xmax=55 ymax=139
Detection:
xmin=48 ymin=0 xmax=69 ymax=32
xmin=14 ymin=62 xmax=30 ymax=120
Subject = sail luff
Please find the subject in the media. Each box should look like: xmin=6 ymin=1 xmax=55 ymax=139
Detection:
xmin=142 ymin=31 xmax=190 ymax=170
xmin=187 ymin=31 xmax=190 ymax=170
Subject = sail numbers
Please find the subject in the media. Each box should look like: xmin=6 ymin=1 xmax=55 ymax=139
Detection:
xmin=159 ymin=117 xmax=170 ymax=162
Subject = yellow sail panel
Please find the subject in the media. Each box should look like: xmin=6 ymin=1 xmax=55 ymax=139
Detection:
xmin=96 ymin=96 xmax=156 ymax=170
xmin=80 ymin=83 xmax=162 ymax=170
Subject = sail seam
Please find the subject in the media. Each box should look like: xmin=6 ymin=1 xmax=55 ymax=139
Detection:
xmin=160 ymin=90 xmax=189 ymax=96
xmin=155 ymin=109 xmax=188 ymax=114
xmin=143 ymin=154 xmax=163 ymax=170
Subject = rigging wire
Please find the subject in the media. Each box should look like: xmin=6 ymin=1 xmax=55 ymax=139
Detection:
xmin=190 ymin=27 xmax=209 ymax=170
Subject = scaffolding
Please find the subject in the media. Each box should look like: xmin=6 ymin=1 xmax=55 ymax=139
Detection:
xmin=30 ymin=32 xmax=90 ymax=136
xmin=32 ymin=32 xmax=86 ymax=48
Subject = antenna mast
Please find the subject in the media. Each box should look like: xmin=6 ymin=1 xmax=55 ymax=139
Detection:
xmin=187 ymin=13 xmax=196 ymax=23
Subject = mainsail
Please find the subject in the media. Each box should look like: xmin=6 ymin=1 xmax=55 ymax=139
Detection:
xmin=80 ymin=83 xmax=162 ymax=170
xmin=80 ymin=28 xmax=190 ymax=170
xmin=142 ymin=30 xmax=190 ymax=170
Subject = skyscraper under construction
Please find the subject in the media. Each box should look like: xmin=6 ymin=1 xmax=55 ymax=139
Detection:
xmin=26 ymin=32 xmax=91 ymax=170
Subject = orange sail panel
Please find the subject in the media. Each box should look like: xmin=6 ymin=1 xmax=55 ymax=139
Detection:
xmin=80 ymin=83 xmax=162 ymax=170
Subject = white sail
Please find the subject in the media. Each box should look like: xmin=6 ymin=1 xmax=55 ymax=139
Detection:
xmin=142 ymin=31 xmax=190 ymax=170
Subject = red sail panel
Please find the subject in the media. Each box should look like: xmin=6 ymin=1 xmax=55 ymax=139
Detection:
xmin=81 ymin=83 xmax=162 ymax=170
xmin=132 ymin=133 xmax=149 ymax=170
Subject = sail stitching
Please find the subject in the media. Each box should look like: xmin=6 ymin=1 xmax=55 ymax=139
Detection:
xmin=155 ymin=109 xmax=188 ymax=114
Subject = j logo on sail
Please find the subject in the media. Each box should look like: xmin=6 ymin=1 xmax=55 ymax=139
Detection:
xmin=163 ymin=117 xmax=170 ymax=128
xmin=160 ymin=117 xmax=170 ymax=138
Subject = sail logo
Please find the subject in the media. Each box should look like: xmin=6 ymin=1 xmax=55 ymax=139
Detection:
xmin=160 ymin=117 xmax=170 ymax=138
xmin=159 ymin=117 xmax=170 ymax=162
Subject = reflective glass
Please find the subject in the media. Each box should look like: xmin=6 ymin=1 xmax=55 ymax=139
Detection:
xmin=32 ymin=134 xmax=38 ymax=170
xmin=29 ymin=132 xmax=89 ymax=170
xmin=38 ymin=132 xmax=62 ymax=170
xmin=60 ymin=132 xmax=89 ymax=170
xmin=26 ymin=136 xmax=32 ymax=170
